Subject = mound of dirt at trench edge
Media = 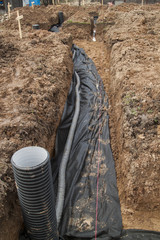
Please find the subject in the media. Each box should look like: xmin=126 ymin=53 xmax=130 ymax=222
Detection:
xmin=0 ymin=29 xmax=73 ymax=240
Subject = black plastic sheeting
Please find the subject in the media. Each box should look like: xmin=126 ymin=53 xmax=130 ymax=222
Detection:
xmin=121 ymin=230 xmax=160 ymax=240
xmin=49 ymin=12 xmax=64 ymax=33
xmin=19 ymin=229 xmax=160 ymax=240
xmin=19 ymin=45 xmax=160 ymax=240
xmin=53 ymin=45 xmax=122 ymax=239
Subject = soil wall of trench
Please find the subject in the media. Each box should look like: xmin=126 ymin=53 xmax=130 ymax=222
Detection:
xmin=0 ymin=3 xmax=160 ymax=240
xmin=0 ymin=29 xmax=73 ymax=240
xmin=100 ymin=3 xmax=160 ymax=231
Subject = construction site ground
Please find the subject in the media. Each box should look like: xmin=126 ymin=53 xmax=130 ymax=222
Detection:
xmin=0 ymin=3 xmax=160 ymax=240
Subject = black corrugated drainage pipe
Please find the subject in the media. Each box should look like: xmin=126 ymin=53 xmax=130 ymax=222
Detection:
xmin=11 ymin=146 xmax=59 ymax=240
xmin=58 ymin=12 xmax=64 ymax=26
xmin=56 ymin=71 xmax=80 ymax=227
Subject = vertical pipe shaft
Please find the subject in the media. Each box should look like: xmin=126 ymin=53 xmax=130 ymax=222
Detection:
xmin=11 ymin=146 xmax=59 ymax=240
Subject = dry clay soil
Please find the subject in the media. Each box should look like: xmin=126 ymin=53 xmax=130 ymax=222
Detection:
xmin=0 ymin=3 xmax=160 ymax=240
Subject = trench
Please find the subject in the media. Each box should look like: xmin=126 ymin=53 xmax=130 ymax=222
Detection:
xmin=48 ymin=18 xmax=160 ymax=232
xmin=17 ymin=14 xmax=160 ymax=236
xmin=1 ymin=4 xmax=160 ymax=239
xmin=48 ymin=8 xmax=159 ymax=229
xmin=71 ymin=37 xmax=160 ymax=231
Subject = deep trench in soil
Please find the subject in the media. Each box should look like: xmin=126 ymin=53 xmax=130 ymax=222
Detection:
xmin=73 ymin=39 xmax=160 ymax=232
xmin=0 ymin=4 xmax=160 ymax=239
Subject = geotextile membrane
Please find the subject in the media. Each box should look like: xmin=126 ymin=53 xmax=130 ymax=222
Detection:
xmin=20 ymin=46 xmax=160 ymax=240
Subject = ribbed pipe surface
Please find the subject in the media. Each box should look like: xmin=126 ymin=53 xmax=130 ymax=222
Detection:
xmin=56 ymin=71 xmax=80 ymax=227
xmin=11 ymin=146 xmax=58 ymax=240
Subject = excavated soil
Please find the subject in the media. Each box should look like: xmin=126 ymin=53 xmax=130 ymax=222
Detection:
xmin=0 ymin=28 xmax=73 ymax=240
xmin=62 ymin=5 xmax=108 ymax=40
xmin=1 ymin=5 xmax=79 ymax=30
xmin=0 ymin=2 xmax=160 ymax=240
xmin=101 ymin=3 xmax=160 ymax=231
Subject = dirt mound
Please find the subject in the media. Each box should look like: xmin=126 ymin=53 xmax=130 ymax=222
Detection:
xmin=62 ymin=8 xmax=91 ymax=40
xmin=0 ymin=29 xmax=73 ymax=240
xmin=1 ymin=5 xmax=79 ymax=31
xmin=62 ymin=5 xmax=108 ymax=40
xmin=110 ymin=37 xmax=160 ymax=230
xmin=65 ymin=9 xmax=91 ymax=23
xmin=101 ymin=4 xmax=160 ymax=231
xmin=142 ymin=2 xmax=160 ymax=10
xmin=62 ymin=4 xmax=109 ymax=39
xmin=114 ymin=2 xmax=139 ymax=12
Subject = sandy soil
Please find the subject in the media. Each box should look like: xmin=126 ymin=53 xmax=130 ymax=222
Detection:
xmin=0 ymin=2 xmax=160 ymax=240
xmin=62 ymin=5 xmax=108 ymax=40
xmin=1 ymin=5 xmax=79 ymax=30
xmin=101 ymin=3 xmax=160 ymax=231
xmin=0 ymin=28 xmax=73 ymax=239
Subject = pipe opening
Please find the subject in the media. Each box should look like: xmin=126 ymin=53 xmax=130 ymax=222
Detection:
xmin=11 ymin=146 xmax=49 ymax=170
xmin=91 ymin=15 xmax=98 ymax=42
